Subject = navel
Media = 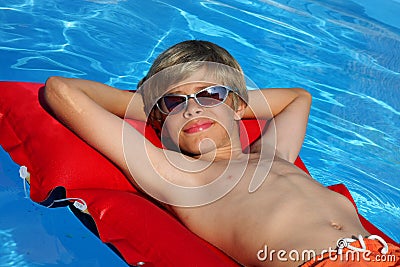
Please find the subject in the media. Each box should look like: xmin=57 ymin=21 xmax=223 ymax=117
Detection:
xmin=330 ymin=221 xmax=343 ymax=230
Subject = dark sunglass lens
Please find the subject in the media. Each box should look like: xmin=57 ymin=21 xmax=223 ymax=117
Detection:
xmin=197 ymin=86 xmax=228 ymax=106
xmin=162 ymin=95 xmax=186 ymax=113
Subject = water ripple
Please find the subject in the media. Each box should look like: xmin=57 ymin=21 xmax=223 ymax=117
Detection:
xmin=201 ymin=1 xmax=317 ymax=45
xmin=0 ymin=229 xmax=28 ymax=267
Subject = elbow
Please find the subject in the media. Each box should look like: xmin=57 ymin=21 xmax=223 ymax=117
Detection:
xmin=294 ymin=87 xmax=312 ymax=106
xmin=44 ymin=76 xmax=69 ymax=100
xmin=45 ymin=76 xmax=66 ymax=93
xmin=43 ymin=76 xmax=72 ymax=112
xmin=294 ymin=87 xmax=311 ymax=97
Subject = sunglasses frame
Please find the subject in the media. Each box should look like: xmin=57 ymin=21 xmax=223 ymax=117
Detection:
xmin=156 ymin=85 xmax=235 ymax=115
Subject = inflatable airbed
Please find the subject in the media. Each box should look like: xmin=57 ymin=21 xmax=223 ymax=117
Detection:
xmin=0 ymin=81 xmax=398 ymax=266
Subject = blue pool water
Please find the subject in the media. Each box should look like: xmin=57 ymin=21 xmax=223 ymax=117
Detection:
xmin=1 ymin=0 xmax=399 ymax=266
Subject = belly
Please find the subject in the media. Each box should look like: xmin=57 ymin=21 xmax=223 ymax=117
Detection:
xmin=254 ymin=187 xmax=368 ymax=249
xmin=223 ymin=165 xmax=369 ymax=265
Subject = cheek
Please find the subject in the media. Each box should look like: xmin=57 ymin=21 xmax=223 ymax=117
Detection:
xmin=160 ymin=118 xmax=181 ymax=145
xmin=214 ymin=107 xmax=236 ymax=133
xmin=214 ymin=119 xmax=234 ymax=145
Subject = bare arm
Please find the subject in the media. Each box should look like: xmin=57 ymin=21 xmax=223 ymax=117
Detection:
xmin=44 ymin=77 xmax=147 ymax=121
xmin=244 ymin=88 xmax=312 ymax=163
xmin=44 ymin=77 xmax=202 ymax=203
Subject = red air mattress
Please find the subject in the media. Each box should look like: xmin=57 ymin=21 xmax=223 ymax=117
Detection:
xmin=0 ymin=81 xmax=398 ymax=266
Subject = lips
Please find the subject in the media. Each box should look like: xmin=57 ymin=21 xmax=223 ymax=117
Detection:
xmin=183 ymin=119 xmax=214 ymax=134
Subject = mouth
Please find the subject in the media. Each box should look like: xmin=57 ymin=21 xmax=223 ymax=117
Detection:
xmin=183 ymin=119 xmax=214 ymax=134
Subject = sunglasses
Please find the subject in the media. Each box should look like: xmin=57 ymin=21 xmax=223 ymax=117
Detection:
xmin=156 ymin=85 xmax=235 ymax=115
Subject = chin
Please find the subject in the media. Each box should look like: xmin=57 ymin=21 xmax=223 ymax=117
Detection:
xmin=180 ymin=138 xmax=217 ymax=156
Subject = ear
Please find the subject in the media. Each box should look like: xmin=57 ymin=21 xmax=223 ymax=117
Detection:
xmin=234 ymin=100 xmax=247 ymax=121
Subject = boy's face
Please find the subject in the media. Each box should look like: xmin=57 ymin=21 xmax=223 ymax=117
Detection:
xmin=159 ymin=81 xmax=244 ymax=156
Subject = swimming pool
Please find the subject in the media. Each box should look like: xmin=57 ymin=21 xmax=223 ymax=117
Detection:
xmin=0 ymin=0 xmax=399 ymax=266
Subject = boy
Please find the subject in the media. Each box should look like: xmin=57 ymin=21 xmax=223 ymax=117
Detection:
xmin=44 ymin=40 xmax=399 ymax=266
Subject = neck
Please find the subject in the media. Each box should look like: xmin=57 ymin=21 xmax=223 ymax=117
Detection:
xmin=193 ymin=134 xmax=244 ymax=162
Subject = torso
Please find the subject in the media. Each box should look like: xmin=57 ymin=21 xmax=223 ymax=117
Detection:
xmin=171 ymin=155 xmax=369 ymax=267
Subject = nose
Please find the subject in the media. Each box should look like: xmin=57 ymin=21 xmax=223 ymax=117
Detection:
xmin=183 ymin=98 xmax=203 ymax=118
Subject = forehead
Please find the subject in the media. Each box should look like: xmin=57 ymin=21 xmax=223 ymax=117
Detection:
xmin=165 ymin=67 xmax=223 ymax=93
